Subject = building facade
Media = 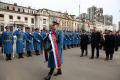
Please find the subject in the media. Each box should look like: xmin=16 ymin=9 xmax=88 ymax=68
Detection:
xmin=0 ymin=2 xmax=79 ymax=32
xmin=103 ymin=15 xmax=113 ymax=26
xmin=0 ymin=2 xmax=37 ymax=32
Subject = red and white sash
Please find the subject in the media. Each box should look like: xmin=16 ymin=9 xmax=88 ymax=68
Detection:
xmin=49 ymin=32 xmax=61 ymax=68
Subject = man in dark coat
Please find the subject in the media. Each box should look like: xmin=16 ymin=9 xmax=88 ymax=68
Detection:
xmin=90 ymin=30 xmax=101 ymax=59
xmin=80 ymin=32 xmax=89 ymax=57
xmin=104 ymin=31 xmax=116 ymax=60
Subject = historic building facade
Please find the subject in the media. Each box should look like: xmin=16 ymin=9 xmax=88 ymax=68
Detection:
xmin=0 ymin=2 xmax=79 ymax=32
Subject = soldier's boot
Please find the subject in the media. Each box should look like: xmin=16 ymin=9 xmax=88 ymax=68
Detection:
xmin=44 ymin=75 xmax=51 ymax=80
xmin=19 ymin=53 xmax=24 ymax=58
xmin=27 ymin=51 xmax=32 ymax=57
xmin=18 ymin=54 xmax=21 ymax=59
xmin=6 ymin=54 xmax=9 ymax=61
xmin=44 ymin=68 xmax=54 ymax=80
xmin=21 ymin=53 xmax=24 ymax=58
xmin=9 ymin=54 xmax=12 ymax=60
xmin=54 ymin=69 xmax=62 ymax=76
xmin=35 ymin=50 xmax=40 ymax=56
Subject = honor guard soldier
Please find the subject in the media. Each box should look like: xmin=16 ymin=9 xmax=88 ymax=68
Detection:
xmin=13 ymin=27 xmax=25 ymax=58
xmin=33 ymin=28 xmax=42 ymax=55
xmin=44 ymin=21 xmax=64 ymax=80
xmin=25 ymin=27 xmax=34 ymax=57
xmin=2 ymin=26 xmax=14 ymax=61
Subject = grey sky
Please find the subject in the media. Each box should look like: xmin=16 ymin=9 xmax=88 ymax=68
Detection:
xmin=2 ymin=0 xmax=120 ymax=25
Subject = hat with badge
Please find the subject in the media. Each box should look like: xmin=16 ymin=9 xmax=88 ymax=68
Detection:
xmin=35 ymin=28 xmax=39 ymax=30
xmin=25 ymin=27 xmax=30 ymax=29
xmin=5 ymin=26 xmax=10 ymax=29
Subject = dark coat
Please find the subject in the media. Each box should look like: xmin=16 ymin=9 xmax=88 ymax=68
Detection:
xmin=104 ymin=34 xmax=115 ymax=54
xmin=91 ymin=32 xmax=101 ymax=46
xmin=80 ymin=34 xmax=89 ymax=46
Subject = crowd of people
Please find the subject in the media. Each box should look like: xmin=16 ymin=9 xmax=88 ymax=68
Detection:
xmin=0 ymin=21 xmax=120 ymax=80
xmin=0 ymin=25 xmax=120 ymax=61
xmin=80 ymin=30 xmax=120 ymax=61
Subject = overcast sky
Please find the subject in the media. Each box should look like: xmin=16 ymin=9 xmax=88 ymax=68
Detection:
xmin=2 ymin=0 xmax=120 ymax=25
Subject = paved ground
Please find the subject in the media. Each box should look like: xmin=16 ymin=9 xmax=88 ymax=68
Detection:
xmin=0 ymin=46 xmax=120 ymax=80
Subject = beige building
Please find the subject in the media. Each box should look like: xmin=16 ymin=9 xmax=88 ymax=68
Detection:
xmin=0 ymin=2 xmax=79 ymax=32
xmin=0 ymin=2 xmax=37 ymax=32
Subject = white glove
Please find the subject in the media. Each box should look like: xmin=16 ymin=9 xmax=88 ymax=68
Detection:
xmin=13 ymin=36 xmax=17 ymax=39
xmin=38 ymin=40 xmax=40 ymax=42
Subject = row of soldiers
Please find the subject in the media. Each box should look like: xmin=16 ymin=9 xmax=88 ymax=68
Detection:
xmin=0 ymin=26 xmax=47 ymax=60
xmin=80 ymin=30 xmax=120 ymax=61
xmin=63 ymin=31 xmax=81 ymax=49
xmin=0 ymin=26 xmax=81 ymax=61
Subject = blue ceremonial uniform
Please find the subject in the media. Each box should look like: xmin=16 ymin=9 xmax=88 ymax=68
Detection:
xmin=2 ymin=31 xmax=13 ymax=60
xmin=13 ymin=30 xmax=25 ymax=54
xmin=63 ymin=32 xmax=67 ymax=49
xmin=33 ymin=32 xmax=42 ymax=52
xmin=25 ymin=32 xmax=33 ymax=56
xmin=2 ymin=31 xmax=13 ymax=55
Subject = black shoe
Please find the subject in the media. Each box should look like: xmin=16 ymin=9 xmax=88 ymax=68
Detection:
xmin=80 ymin=55 xmax=83 ymax=57
xmin=90 ymin=57 xmax=94 ymax=59
xmin=44 ymin=75 xmax=51 ymax=80
xmin=54 ymin=69 xmax=62 ymax=76
xmin=54 ymin=72 xmax=62 ymax=76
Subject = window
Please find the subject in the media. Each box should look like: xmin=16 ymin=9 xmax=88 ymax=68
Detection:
xmin=0 ymin=14 xmax=4 ymax=21
xmin=18 ymin=8 xmax=20 ymax=12
xmin=23 ymin=9 xmax=24 ymax=12
xmin=32 ymin=11 xmax=33 ymax=14
xmin=0 ymin=25 xmax=4 ymax=31
xmin=0 ymin=14 xmax=4 ymax=17
xmin=25 ymin=17 xmax=28 ymax=22
xmin=17 ymin=16 xmax=21 ymax=20
xmin=43 ymin=19 xmax=46 ymax=24
xmin=31 ymin=18 xmax=34 ymax=24
xmin=9 ymin=15 xmax=13 ymax=19
xmin=13 ymin=7 xmax=15 ymax=10
xmin=7 ymin=6 xmax=9 ymax=10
